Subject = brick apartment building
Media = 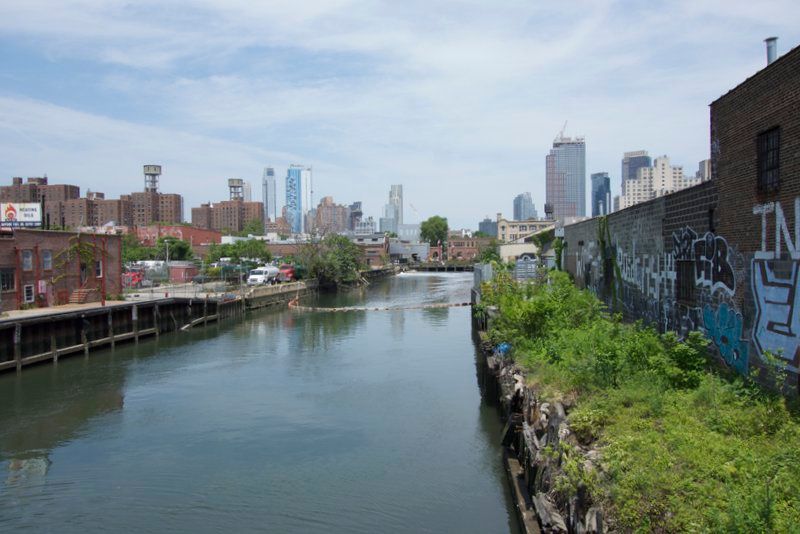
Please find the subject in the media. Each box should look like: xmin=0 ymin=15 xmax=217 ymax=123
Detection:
xmin=0 ymin=229 xmax=122 ymax=311
xmin=191 ymin=200 xmax=264 ymax=233
xmin=562 ymin=42 xmax=800 ymax=381
xmin=1 ymin=175 xmax=181 ymax=229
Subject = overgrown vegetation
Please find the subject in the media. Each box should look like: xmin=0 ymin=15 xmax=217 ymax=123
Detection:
xmin=122 ymin=234 xmax=194 ymax=263
xmin=299 ymin=234 xmax=365 ymax=288
xmin=481 ymin=269 xmax=800 ymax=532
xmin=205 ymin=239 xmax=272 ymax=264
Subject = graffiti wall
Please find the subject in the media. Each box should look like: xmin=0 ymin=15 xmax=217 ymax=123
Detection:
xmin=563 ymin=182 xmax=800 ymax=378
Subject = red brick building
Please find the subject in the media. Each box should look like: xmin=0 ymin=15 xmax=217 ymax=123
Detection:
xmin=351 ymin=234 xmax=388 ymax=267
xmin=447 ymin=234 xmax=493 ymax=261
xmin=136 ymin=225 xmax=222 ymax=248
xmin=191 ymin=200 xmax=264 ymax=233
xmin=0 ymin=229 xmax=123 ymax=311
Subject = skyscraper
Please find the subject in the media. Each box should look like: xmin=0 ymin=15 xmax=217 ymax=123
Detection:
xmin=591 ymin=173 xmax=611 ymax=217
xmin=389 ymin=185 xmax=403 ymax=225
xmin=301 ymin=166 xmax=313 ymax=229
xmin=545 ymin=133 xmax=586 ymax=220
xmin=286 ymin=165 xmax=303 ymax=234
xmin=262 ymin=167 xmax=276 ymax=221
xmin=380 ymin=185 xmax=403 ymax=234
xmin=621 ymin=151 xmax=652 ymax=196
xmin=513 ymin=192 xmax=537 ymax=220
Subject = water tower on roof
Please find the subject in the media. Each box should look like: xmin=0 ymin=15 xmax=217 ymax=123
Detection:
xmin=144 ymin=165 xmax=161 ymax=193
xmin=228 ymin=178 xmax=244 ymax=201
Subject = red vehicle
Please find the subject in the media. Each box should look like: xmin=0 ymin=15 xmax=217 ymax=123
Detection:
xmin=122 ymin=270 xmax=145 ymax=289
xmin=278 ymin=264 xmax=295 ymax=282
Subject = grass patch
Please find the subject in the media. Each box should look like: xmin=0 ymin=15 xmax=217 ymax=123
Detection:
xmin=481 ymin=270 xmax=800 ymax=532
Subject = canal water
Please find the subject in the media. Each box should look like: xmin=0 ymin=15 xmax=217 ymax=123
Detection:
xmin=0 ymin=273 xmax=517 ymax=533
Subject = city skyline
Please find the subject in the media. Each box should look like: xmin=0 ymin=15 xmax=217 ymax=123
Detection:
xmin=0 ymin=4 xmax=798 ymax=227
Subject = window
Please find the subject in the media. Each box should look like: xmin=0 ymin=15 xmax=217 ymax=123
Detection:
xmin=42 ymin=250 xmax=53 ymax=271
xmin=95 ymin=260 xmax=103 ymax=278
xmin=0 ymin=269 xmax=14 ymax=291
xmin=22 ymin=250 xmax=33 ymax=271
xmin=757 ymin=127 xmax=780 ymax=193
xmin=24 ymin=284 xmax=34 ymax=303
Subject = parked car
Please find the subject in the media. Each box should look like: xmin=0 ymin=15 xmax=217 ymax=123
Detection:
xmin=192 ymin=274 xmax=212 ymax=284
xmin=247 ymin=266 xmax=280 ymax=285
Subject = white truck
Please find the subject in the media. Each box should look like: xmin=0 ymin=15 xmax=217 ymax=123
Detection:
xmin=247 ymin=265 xmax=280 ymax=285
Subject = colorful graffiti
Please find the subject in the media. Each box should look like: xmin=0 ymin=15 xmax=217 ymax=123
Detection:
xmin=703 ymin=303 xmax=749 ymax=375
xmin=751 ymin=198 xmax=800 ymax=372
xmin=751 ymin=259 xmax=800 ymax=373
xmin=672 ymin=227 xmax=735 ymax=296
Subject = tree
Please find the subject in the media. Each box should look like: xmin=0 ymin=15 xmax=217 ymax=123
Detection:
xmin=155 ymin=236 xmax=194 ymax=261
xmin=205 ymin=239 xmax=271 ymax=264
xmin=239 ymin=219 xmax=265 ymax=236
xmin=420 ymin=215 xmax=448 ymax=247
xmin=234 ymin=239 xmax=271 ymax=263
xmin=121 ymin=233 xmax=155 ymax=263
xmin=479 ymin=239 xmax=501 ymax=263
xmin=300 ymin=234 xmax=365 ymax=288
xmin=473 ymin=231 xmax=490 ymax=238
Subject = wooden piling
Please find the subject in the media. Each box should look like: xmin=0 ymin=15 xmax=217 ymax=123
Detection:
xmin=132 ymin=304 xmax=139 ymax=343
xmin=14 ymin=323 xmax=22 ymax=373
xmin=81 ymin=316 xmax=89 ymax=357
xmin=108 ymin=311 xmax=115 ymax=349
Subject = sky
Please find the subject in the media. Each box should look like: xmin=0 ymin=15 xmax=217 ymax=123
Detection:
xmin=1 ymin=1 xmax=799 ymax=229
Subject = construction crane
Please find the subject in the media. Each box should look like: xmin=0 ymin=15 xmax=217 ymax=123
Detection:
xmin=409 ymin=203 xmax=420 ymax=219
xmin=556 ymin=120 xmax=568 ymax=142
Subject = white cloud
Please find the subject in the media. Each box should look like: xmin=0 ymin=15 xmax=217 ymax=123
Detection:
xmin=1 ymin=1 xmax=799 ymax=226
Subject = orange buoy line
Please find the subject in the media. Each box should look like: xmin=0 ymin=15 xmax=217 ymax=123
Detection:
xmin=288 ymin=301 xmax=471 ymax=313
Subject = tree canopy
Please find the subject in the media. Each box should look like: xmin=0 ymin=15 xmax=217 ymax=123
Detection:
xmin=420 ymin=215 xmax=448 ymax=246
xmin=122 ymin=234 xmax=194 ymax=263
xmin=206 ymin=239 xmax=272 ymax=264
xmin=239 ymin=219 xmax=265 ymax=236
xmin=299 ymin=234 xmax=365 ymax=288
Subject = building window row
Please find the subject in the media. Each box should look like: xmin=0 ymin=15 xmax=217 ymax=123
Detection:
xmin=20 ymin=249 xmax=54 ymax=271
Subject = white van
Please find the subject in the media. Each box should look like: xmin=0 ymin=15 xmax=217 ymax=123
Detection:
xmin=247 ymin=265 xmax=279 ymax=285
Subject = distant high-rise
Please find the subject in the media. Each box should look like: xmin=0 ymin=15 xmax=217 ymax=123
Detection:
xmin=286 ymin=165 xmax=304 ymax=234
xmin=591 ymin=173 xmax=611 ymax=217
xmin=478 ymin=217 xmax=498 ymax=237
xmin=348 ymin=201 xmax=363 ymax=230
xmin=380 ymin=185 xmax=403 ymax=233
xmin=513 ymin=192 xmax=537 ymax=220
xmin=302 ymin=167 xmax=313 ymax=231
xmin=389 ymin=185 xmax=403 ymax=225
xmin=621 ymin=151 xmax=651 ymax=196
xmin=696 ymin=159 xmax=711 ymax=182
xmin=545 ymin=133 xmax=586 ymax=220
xmin=262 ymin=167 xmax=277 ymax=221
xmin=619 ymin=155 xmax=700 ymax=209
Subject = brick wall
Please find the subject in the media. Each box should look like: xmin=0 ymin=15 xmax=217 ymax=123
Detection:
xmin=0 ymin=230 xmax=122 ymax=311
xmin=562 ymin=44 xmax=800 ymax=380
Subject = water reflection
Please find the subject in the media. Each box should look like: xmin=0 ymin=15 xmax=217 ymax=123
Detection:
xmin=0 ymin=273 xmax=515 ymax=533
